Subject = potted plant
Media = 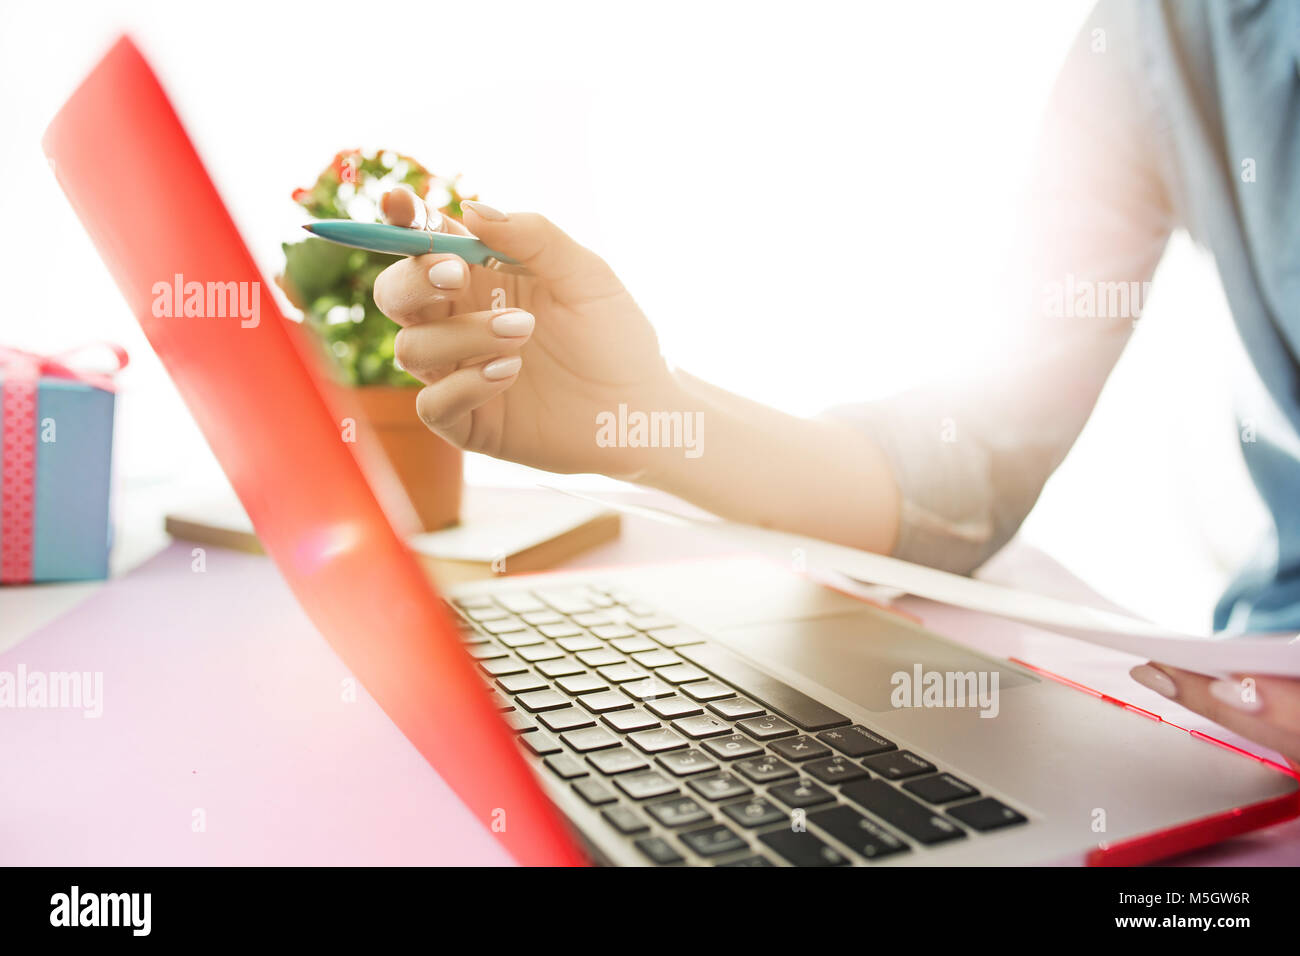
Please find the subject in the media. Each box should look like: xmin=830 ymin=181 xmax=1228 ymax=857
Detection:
xmin=279 ymin=149 xmax=467 ymax=530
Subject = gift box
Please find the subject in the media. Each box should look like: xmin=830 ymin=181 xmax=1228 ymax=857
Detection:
xmin=0 ymin=345 xmax=127 ymax=583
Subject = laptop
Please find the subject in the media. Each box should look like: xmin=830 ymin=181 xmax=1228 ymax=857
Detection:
xmin=43 ymin=36 xmax=1300 ymax=867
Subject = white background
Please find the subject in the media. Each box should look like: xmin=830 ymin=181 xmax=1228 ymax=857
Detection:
xmin=0 ymin=0 xmax=1269 ymax=630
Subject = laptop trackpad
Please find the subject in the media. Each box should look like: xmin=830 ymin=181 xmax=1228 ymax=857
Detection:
xmin=712 ymin=610 xmax=1034 ymax=712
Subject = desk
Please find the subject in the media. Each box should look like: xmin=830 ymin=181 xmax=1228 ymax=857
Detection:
xmin=1 ymin=487 xmax=1296 ymax=865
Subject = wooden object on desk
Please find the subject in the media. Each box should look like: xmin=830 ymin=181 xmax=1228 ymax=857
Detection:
xmin=164 ymin=486 xmax=620 ymax=586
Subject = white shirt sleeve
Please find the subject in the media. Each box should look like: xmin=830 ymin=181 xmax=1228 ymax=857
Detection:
xmin=825 ymin=0 xmax=1176 ymax=573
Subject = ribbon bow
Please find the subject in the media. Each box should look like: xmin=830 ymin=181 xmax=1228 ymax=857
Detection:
xmin=0 ymin=342 xmax=129 ymax=393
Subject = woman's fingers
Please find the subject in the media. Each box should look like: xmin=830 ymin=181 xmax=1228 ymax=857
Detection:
xmin=460 ymin=201 xmax=623 ymax=303
xmin=373 ymin=253 xmax=471 ymax=326
xmin=394 ymin=308 xmax=534 ymax=382
xmin=1130 ymin=662 xmax=1300 ymax=765
xmin=381 ymin=184 xmax=472 ymax=236
xmin=415 ymin=357 xmax=522 ymax=447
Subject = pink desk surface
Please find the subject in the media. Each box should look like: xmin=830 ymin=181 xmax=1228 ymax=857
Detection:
xmin=2 ymin=491 xmax=1297 ymax=865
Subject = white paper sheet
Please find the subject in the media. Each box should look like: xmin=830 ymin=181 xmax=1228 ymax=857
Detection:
xmin=549 ymin=488 xmax=1300 ymax=678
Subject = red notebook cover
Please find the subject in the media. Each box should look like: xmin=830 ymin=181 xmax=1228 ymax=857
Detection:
xmin=43 ymin=35 xmax=585 ymax=867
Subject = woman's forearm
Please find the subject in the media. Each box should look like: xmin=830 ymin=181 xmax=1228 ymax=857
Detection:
xmin=641 ymin=369 xmax=901 ymax=554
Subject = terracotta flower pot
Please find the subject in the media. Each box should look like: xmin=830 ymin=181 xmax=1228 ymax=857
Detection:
xmin=351 ymin=386 xmax=462 ymax=532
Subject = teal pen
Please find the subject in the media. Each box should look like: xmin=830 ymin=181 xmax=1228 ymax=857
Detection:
xmin=302 ymin=220 xmax=532 ymax=276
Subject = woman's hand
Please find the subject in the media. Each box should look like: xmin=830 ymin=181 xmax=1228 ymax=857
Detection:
xmin=1130 ymin=663 xmax=1300 ymax=770
xmin=372 ymin=187 xmax=682 ymax=480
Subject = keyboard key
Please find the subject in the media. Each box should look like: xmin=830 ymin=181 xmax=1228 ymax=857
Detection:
xmin=769 ymin=779 xmax=835 ymax=809
xmin=645 ymin=625 xmax=708 ymax=647
xmin=708 ymin=697 xmax=765 ymax=720
xmin=497 ymin=592 xmax=547 ymax=614
xmin=544 ymin=753 xmax=588 ymax=780
xmin=602 ymin=805 xmax=649 ymax=835
xmin=646 ymin=696 xmax=704 ymax=719
xmin=646 ymin=795 xmax=712 ymax=828
xmin=769 ymin=735 xmax=832 ymax=762
xmin=736 ymin=715 xmax=797 ymax=740
xmin=480 ymin=657 xmax=529 ymax=678
xmin=535 ymin=624 xmax=582 ymax=639
xmin=535 ymin=590 xmax=596 ymax=615
xmin=588 ymin=746 xmax=648 ymax=775
xmin=490 ymin=690 xmax=514 ymax=711
xmin=721 ymin=797 xmax=787 ymax=828
xmin=517 ymin=644 xmax=565 ymax=663
xmin=536 ymin=657 xmax=585 ymax=678
xmin=701 ymin=734 xmax=763 ymax=761
xmin=561 ymin=726 xmax=620 ymax=752
xmin=577 ymin=649 xmax=626 ymax=668
xmin=622 ymin=677 xmax=678 ymax=701
xmin=688 ymin=772 xmax=752 ymax=802
xmin=579 ymin=690 xmax=633 ymax=714
xmin=679 ymin=823 xmax=746 ymax=858
xmin=863 ymin=750 xmax=936 ymax=780
xmin=504 ymin=712 xmax=537 ymax=733
xmin=841 ymin=780 xmax=966 ymax=845
xmin=654 ymin=664 xmax=710 ymax=685
xmin=556 ymin=635 xmax=604 ymax=653
xmin=520 ymin=732 xmax=562 ymax=756
xmin=632 ymin=650 xmax=684 ymax=669
xmin=817 ymin=725 xmax=896 ymax=758
xmin=597 ymin=664 xmax=650 ymax=684
xmin=481 ymin=617 xmax=527 ymax=635
xmin=904 ymin=773 xmax=980 ymax=805
xmin=602 ymin=708 xmax=661 ymax=733
xmin=616 ymin=770 xmax=679 ymax=801
xmin=591 ymin=623 xmax=637 ymax=640
xmin=517 ymin=689 xmax=570 ymax=713
xmin=804 ymin=755 xmax=869 ymax=786
xmin=946 ymin=797 xmax=1027 ymax=832
xmin=809 ymin=805 xmax=910 ymax=861
xmin=496 ymin=672 xmax=548 ymax=694
xmin=759 ymin=829 xmax=849 ymax=867
xmin=538 ymin=707 xmax=597 ymax=732
xmin=679 ymin=643 xmax=850 ymax=730
xmin=734 ymin=755 xmax=798 ymax=784
xmin=466 ymin=643 xmax=508 ymax=661
xmin=521 ymin=610 xmax=564 ymax=626
xmin=465 ymin=605 xmax=509 ymax=621
xmin=629 ymin=727 xmax=688 ymax=754
xmin=672 ymin=715 xmax=732 ymax=739
xmin=634 ymin=836 xmax=683 ymax=865
xmin=629 ymin=615 xmax=675 ymax=631
xmin=572 ymin=611 xmax=613 ymax=627
xmin=452 ymin=594 xmax=495 ymax=609
xmin=573 ymin=778 xmax=618 ymax=806
xmin=682 ymin=681 xmax=735 ymax=702
xmin=657 ymin=749 xmax=718 ymax=777
xmin=556 ymin=674 xmax=608 ymax=695
xmin=609 ymin=635 xmax=658 ymax=654
xmin=497 ymin=630 xmax=546 ymax=648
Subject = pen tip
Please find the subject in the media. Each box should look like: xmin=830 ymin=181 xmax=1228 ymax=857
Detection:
xmin=302 ymin=222 xmax=319 ymax=234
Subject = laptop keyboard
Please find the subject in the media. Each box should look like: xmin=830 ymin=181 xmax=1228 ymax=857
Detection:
xmin=448 ymin=583 xmax=1028 ymax=866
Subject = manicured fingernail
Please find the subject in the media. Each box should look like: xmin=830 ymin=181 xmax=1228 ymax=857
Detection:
xmin=462 ymin=200 xmax=508 ymax=221
xmin=491 ymin=310 xmax=534 ymax=337
xmin=483 ymin=356 xmax=522 ymax=380
xmin=427 ymin=259 xmax=466 ymax=289
xmin=1209 ymin=678 xmax=1263 ymax=713
xmin=1130 ymin=664 xmax=1177 ymax=699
